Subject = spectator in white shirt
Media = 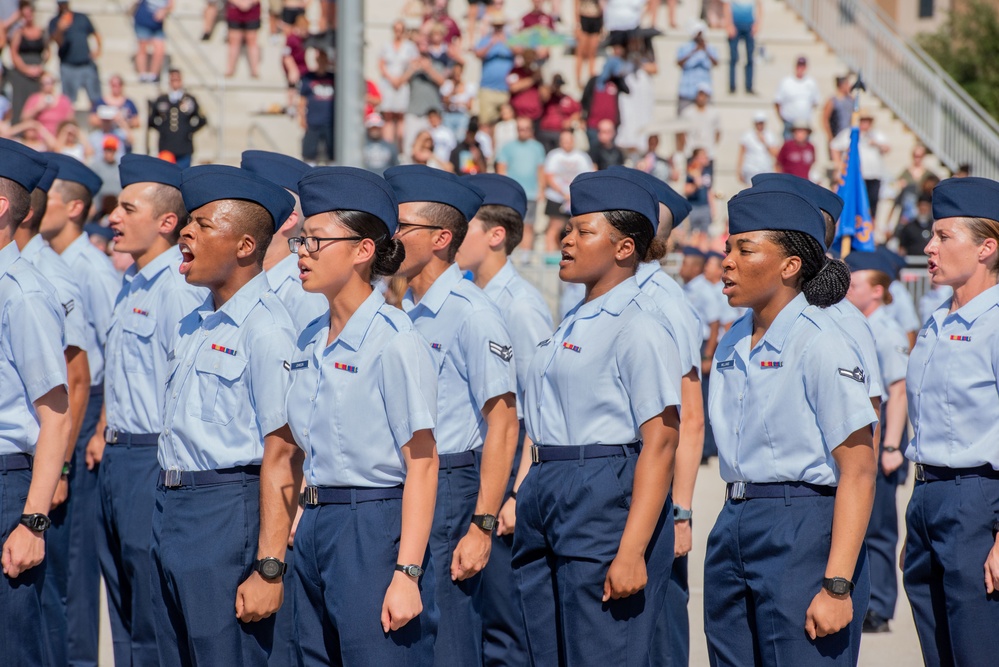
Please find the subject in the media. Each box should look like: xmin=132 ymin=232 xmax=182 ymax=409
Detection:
xmin=773 ymin=55 xmax=820 ymax=140
xmin=676 ymin=83 xmax=721 ymax=161
xmin=830 ymin=109 xmax=891 ymax=220
xmin=736 ymin=110 xmax=778 ymax=184
xmin=427 ymin=108 xmax=457 ymax=164
xmin=542 ymin=128 xmax=594 ymax=251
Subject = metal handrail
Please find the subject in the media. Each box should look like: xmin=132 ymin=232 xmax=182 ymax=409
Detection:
xmin=783 ymin=0 xmax=999 ymax=179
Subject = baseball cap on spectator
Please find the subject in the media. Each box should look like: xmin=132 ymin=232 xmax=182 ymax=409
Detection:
xmin=365 ymin=113 xmax=385 ymax=129
xmin=96 ymin=105 xmax=117 ymax=121
xmin=792 ymin=119 xmax=811 ymax=132
xmin=103 ymin=136 xmax=119 ymax=152
xmin=753 ymin=111 xmax=767 ymax=123
xmin=689 ymin=20 xmax=707 ymax=38
xmin=158 ymin=150 xmax=177 ymax=163
xmin=696 ymin=82 xmax=712 ymax=97
xmin=796 ymin=56 xmax=808 ymax=66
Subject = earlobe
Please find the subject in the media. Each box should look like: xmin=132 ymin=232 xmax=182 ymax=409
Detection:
xmin=236 ymin=235 xmax=257 ymax=260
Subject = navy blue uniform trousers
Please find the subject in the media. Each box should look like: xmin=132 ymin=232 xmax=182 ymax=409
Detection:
xmin=513 ymin=452 xmax=674 ymax=667
xmin=269 ymin=545 xmax=298 ymax=667
xmin=650 ymin=552 xmax=690 ymax=667
xmin=704 ymin=494 xmax=870 ymax=666
xmin=431 ymin=459 xmax=482 ymax=666
xmin=43 ymin=387 xmax=102 ymax=667
xmin=97 ymin=442 xmax=159 ymax=666
xmin=903 ymin=476 xmax=999 ymax=667
xmin=293 ymin=497 xmax=438 ymax=666
xmin=0 ymin=464 xmax=51 ymax=665
xmin=864 ymin=457 xmax=907 ymax=621
xmin=151 ymin=476 xmax=276 ymax=667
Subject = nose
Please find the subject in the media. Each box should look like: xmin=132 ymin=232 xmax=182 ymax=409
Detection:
xmin=179 ymin=220 xmax=195 ymax=241
xmin=108 ymin=206 xmax=124 ymax=225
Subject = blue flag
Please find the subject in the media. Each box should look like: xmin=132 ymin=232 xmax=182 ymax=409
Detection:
xmin=833 ymin=127 xmax=875 ymax=254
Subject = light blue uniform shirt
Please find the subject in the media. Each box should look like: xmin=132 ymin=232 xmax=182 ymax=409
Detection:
xmin=287 ymin=290 xmax=438 ymax=487
xmin=884 ymin=280 xmax=921 ymax=334
xmin=709 ymin=293 xmax=879 ymax=486
xmin=159 ymin=272 xmax=295 ymax=471
xmin=104 ymin=247 xmax=207 ymax=435
xmin=20 ymin=235 xmax=88 ymax=351
xmin=483 ymin=260 xmax=553 ymax=412
xmin=867 ymin=307 xmax=909 ymax=401
xmin=906 ymin=284 xmax=999 ymax=469
xmin=0 ymin=243 xmax=68 ymax=455
xmin=918 ymin=285 xmax=952 ymax=325
xmin=827 ymin=299 xmax=884 ymax=399
xmin=402 ymin=263 xmax=517 ymax=456
xmin=60 ymin=233 xmax=120 ymax=387
xmin=636 ymin=261 xmax=701 ymax=377
xmin=683 ymin=274 xmax=720 ymax=342
xmin=525 ymin=278 xmax=683 ymax=446
xmin=267 ymin=253 xmax=329 ymax=332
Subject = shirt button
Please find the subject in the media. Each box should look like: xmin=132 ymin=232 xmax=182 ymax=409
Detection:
xmin=303 ymin=429 xmax=309 ymax=436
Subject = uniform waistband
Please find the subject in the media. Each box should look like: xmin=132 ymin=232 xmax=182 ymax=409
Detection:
xmin=530 ymin=443 xmax=641 ymax=463
xmin=89 ymin=385 xmax=103 ymax=397
xmin=914 ymin=463 xmax=999 ymax=483
xmin=157 ymin=465 xmax=261 ymax=489
xmin=439 ymin=450 xmax=478 ymax=471
xmin=105 ymin=428 xmax=159 ymax=446
xmin=302 ymin=485 xmax=404 ymax=506
xmin=0 ymin=453 xmax=32 ymax=473
xmin=725 ymin=481 xmax=836 ymax=502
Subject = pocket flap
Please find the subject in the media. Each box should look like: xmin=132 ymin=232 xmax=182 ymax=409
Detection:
xmin=195 ymin=350 xmax=247 ymax=381
xmin=122 ymin=311 xmax=157 ymax=338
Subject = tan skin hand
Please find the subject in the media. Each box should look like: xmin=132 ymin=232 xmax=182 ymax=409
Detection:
xmin=51 ymin=477 xmax=69 ymax=508
xmin=984 ymin=534 xmax=999 ymax=595
xmin=2 ymin=525 xmax=45 ymax=579
xmin=602 ymin=549 xmax=648 ymax=603
xmin=235 ymin=571 xmax=283 ymax=623
xmin=805 ymin=588 xmax=854 ymax=640
xmin=496 ymin=497 xmax=516 ymax=537
xmin=451 ymin=525 xmax=492 ymax=582
xmin=381 ymin=571 xmax=424 ymax=633
xmin=674 ymin=520 xmax=692 ymax=558
xmin=85 ymin=432 xmax=105 ymax=470
xmin=880 ymin=450 xmax=905 ymax=476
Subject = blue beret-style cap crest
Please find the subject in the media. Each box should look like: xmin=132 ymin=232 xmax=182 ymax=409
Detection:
xmin=383 ymin=165 xmax=485 ymax=222
xmin=463 ymin=174 xmax=527 ymax=219
xmin=607 ymin=166 xmax=692 ymax=228
xmin=0 ymin=139 xmax=47 ymax=192
xmin=298 ymin=166 xmax=400 ymax=235
xmin=728 ymin=187 xmax=827 ymax=250
xmin=180 ymin=165 xmax=295 ymax=231
xmin=119 ymin=153 xmax=182 ymax=189
xmin=241 ymin=150 xmax=311 ymax=195
xmin=932 ymin=177 xmax=999 ymax=222
xmin=751 ymin=172 xmax=844 ymax=222
xmin=45 ymin=152 xmax=103 ymax=196
xmin=568 ymin=171 xmax=660 ymax=232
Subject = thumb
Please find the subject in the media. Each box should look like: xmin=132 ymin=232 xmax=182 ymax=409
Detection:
xmin=804 ymin=611 xmax=817 ymax=640
xmin=450 ymin=549 xmax=461 ymax=582
xmin=2 ymin=544 xmax=11 ymax=576
xmin=381 ymin=599 xmax=391 ymax=634
xmin=986 ymin=564 xmax=995 ymax=595
xmin=235 ymin=589 xmax=244 ymax=618
xmin=602 ymin=575 xmax=611 ymax=603
xmin=86 ymin=449 xmax=94 ymax=470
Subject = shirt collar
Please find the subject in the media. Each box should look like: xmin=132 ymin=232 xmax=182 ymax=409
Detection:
xmin=0 ymin=241 xmax=20 ymax=275
xmin=335 ymin=289 xmax=385 ymax=351
xmin=20 ymin=234 xmax=45 ymax=261
xmin=484 ymin=260 xmax=516 ymax=300
xmin=568 ymin=277 xmax=641 ymax=320
xmin=266 ymin=254 xmax=299 ymax=290
xmin=947 ymin=283 xmax=999 ymax=325
xmin=635 ymin=261 xmax=659 ymax=287
xmin=61 ymin=232 xmax=93 ymax=264
xmin=756 ymin=292 xmax=809 ymax=353
xmin=199 ymin=272 xmax=271 ymax=327
xmin=406 ymin=263 xmax=463 ymax=315
xmin=131 ymin=245 xmax=179 ymax=285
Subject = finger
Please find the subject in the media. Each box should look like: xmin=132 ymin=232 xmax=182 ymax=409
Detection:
xmin=602 ymin=576 xmax=611 ymax=603
xmin=986 ymin=563 xmax=994 ymax=595
xmin=235 ymin=591 xmax=244 ymax=618
xmin=381 ymin=602 xmax=391 ymax=634
xmin=805 ymin=614 xmax=816 ymax=640
xmin=450 ymin=550 xmax=461 ymax=581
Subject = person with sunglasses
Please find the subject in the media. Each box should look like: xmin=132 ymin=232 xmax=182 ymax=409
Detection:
xmin=284 ymin=166 xmax=440 ymax=664
xmin=385 ymin=164 xmax=519 ymax=667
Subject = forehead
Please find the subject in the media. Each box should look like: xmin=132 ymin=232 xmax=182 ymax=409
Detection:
xmin=398 ymin=201 xmax=430 ymax=222
xmin=727 ymin=230 xmax=773 ymax=245
xmin=302 ymin=212 xmax=343 ymax=233
xmin=118 ymin=182 xmax=157 ymax=205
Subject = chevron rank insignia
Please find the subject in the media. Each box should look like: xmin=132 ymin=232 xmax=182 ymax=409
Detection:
xmin=489 ymin=341 xmax=513 ymax=361
xmin=838 ymin=367 xmax=866 ymax=383
xmin=63 ymin=300 xmax=75 ymax=316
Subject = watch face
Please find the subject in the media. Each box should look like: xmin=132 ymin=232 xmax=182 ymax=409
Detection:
xmin=825 ymin=578 xmax=851 ymax=595
xmin=405 ymin=565 xmax=424 ymax=577
xmin=260 ymin=559 xmax=283 ymax=579
xmin=477 ymin=514 xmax=497 ymax=531
xmin=22 ymin=514 xmax=50 ymax=532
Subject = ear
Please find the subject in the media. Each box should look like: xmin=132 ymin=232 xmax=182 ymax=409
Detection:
xmin=780 ymin=254 xmax=803 ymax=282
xmin=613 ymin=234 xmax=637 ymax=262
xmin=487 ymin=224 xmax=506 ymax=251
xmin=354 ymin=237 xmax=376 ymax=267
xmin=0 ymin=196 xmax=9 ymax=221
xmin=66 ymin=198 xmax=86 ymax=221
xmin=158 ymin=211 xmax=179 ymax=237
xmin=980 ymin=236 xmax=998 ymax=264
xmin=235 ymin=233 xmax=257 ymax=261
xmin=432 ymin=227 xmax=453 ymax=253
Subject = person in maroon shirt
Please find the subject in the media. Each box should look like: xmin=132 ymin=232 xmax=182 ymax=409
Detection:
xmin=776 ymin=120 xmax=816 ymax=180
xmin=425 ymin=0 xmax=461 ymax=44
xmin=507 ymin=49 xmax=544 ymax=125
xmin=521 ymin=0 xmax=555 ymax=29
xmin=537 ymin=74 xmax=581 ymax=151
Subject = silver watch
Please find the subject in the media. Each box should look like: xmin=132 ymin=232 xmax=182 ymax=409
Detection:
xmin=673 ymin=505 xmax=693 ymax=521
xmin=396 ymin=563 xmax=424 ymax=578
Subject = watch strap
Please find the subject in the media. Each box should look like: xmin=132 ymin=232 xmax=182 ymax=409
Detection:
xmin=822 ymin=576 xmax=854 ymax=595
xmin=673 ymin=505 xmax=693 ymax=521
xmin=472 ymin=513 xmax=497 ymax=532
xmin=253 ymin=557 xmax=287 ymax=581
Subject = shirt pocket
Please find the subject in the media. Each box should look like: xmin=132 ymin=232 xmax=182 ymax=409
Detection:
xmin=121 ymin=312 xmax=157 ymax=374
xmin=188 ymin=351 xmax=248 ymax=426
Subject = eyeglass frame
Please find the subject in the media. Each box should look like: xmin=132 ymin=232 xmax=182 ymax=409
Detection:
xmin=288 ymin=235 xmax=364 ymax=253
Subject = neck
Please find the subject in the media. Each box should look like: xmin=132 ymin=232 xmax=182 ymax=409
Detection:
xmin=950 ymin=270 xmax=998 ymax=312
xmin=472 ymin=252 xmax=507 ymax=290
xmin=133 ymin=238 xmax=174 ymax=271
xmin=584 ymin=266 xmax=633 ymax=303
xmin=210 ymin=265 xmax=261 ymax=310
xmin=407 ymin=256 xmax=451 ymax=303
xmin=861 ymin=301 xmax=882 ymax=318
xmin=0 ymin=227 xmax=12 ymax=251
xmin=751 ymin=288 xmax=798 ymax=346
xmin=47 ymin=222 xmax=82 ymax=255
xmin=263 ymin=241 xmax=291 ymax=272
xmin=12 ymin=225 xmax=34 ymax=251
xmin=325 ymin=277 xmax=373 ymax=344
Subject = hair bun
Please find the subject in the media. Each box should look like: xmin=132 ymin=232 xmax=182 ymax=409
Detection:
xmin=372 ymin=237 xmax=406 ymax=277
xmin=803 ymin=257 xmax=851 ymax=307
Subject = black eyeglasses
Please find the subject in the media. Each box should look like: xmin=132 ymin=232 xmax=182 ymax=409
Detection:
xmin=288 ymin=236 xmax=363 ymax=253
xmin=396 ymin=222 xmax=443 ymax=234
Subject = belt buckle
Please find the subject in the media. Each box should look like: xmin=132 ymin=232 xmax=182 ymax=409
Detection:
xmin=163 ymin=468 xmax=183 ymax=488
xmin=303 ymin=486 xmax=319 ymax=507
xmin=915 ymin=464 xmax=926 ymax=482
xmin=530 ymin=446 xmax=540 ymax=464
xmin=729 ymin=481 xmax=747 ymax=501
xmin=104 ymin=427 xmax=118 ymax=444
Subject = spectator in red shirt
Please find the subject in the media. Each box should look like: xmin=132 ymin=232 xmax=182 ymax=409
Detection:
xmin=507 ymin=49 xmax=544 ymax=125
xmin=581 ymin=75 xmax=622 ymax=152
xmin=776 ymin=119 xmax=816 ymax=180
xmin=425 ymin=0 xmax=461 ymax=44
xmin=522 ymin=0 xmax=555 ymax=29
xmin=537 ymin=73 xmax=581 ymax=151
xmin=281 ymin=13 xmax=308 ymax=113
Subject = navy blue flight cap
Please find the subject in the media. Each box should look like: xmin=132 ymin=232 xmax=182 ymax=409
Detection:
xmin=607 ymin=166 xmax=692 ymax=228
xmin=751 ymin=172 xmax=844 ymax=221
xmin=844 ymin=249 xmax=896 ymax=277
xmin=728 ymin=186 xmax=827 ymax=250
xmin=36 ymin=160 xmax=59 ymax=193
xmin=682 ymin=246 xmax=706 ymax=258
xmin=180 ymin=165 xmax=295 ymax=231
xmin=931 ymin=176 xmax=999 ymax=222
xmin=384 ymin=165 xmax=485 ymax=222
xmin=463 ymin=174 xmax=527 ymax=219
xmin=119 ymin=153 xmax=182 ymax=189
xmin=876 ymin=245 xmax=906 ymax=279
xmin=46 ymin=152 xmax=103 ymax=196
xmin=298 ymin=166 xmax=399 ymax=235
xmin=240 ymin=150 xmax=310 ymax=195
xmin=0 ymin=138 xmax=47 ymax=192
xmin=568 ymin=171 xmax=660 ymax=232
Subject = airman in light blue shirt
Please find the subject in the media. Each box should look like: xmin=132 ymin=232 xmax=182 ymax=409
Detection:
xmin=19 ymin=235 xmax=88 ymax=351
xmin=637 ymin=261 xmax=701 ymax=377
xmin=867 ymin=307 xmax=909 ymax=402
xmin=267 ymin=253 xmax=328 ymax=331
xmin=826 ymin=298 xmax=884 ymax=400
xmin=683 ymin=271 xmax=720 ymax=342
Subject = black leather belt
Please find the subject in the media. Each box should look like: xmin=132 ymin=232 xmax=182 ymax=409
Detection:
xmin=105 ymin=428 xmax=159 ymax=446
xmin=439 ymin=450 xmax=477 ymax=470
xmin=914 ymin=463 xmax=999 ymax=482
xmin=157 ymin=465 xmax=261 ymax=489
xmin=302 ymin=485 xmax=404 ymax=507
xmin=530 ymin=443 xmax=641 ymax=463
xmin=725 ymin=481 xmax=836 ymax=501
xmin=0 ymin=453 xmax=32 ymax=473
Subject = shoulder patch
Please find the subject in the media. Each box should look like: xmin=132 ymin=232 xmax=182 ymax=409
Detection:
xmin=63 ymin=300 xmax=75 ymax=316
xmin=838 ymin=367 xmax=866 ymax=383
xmin=489 ymin=341 xmax=513 ymax=362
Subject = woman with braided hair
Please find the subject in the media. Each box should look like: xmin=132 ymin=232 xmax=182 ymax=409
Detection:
xmin=703 ymin=181 xmax=878 ymax=666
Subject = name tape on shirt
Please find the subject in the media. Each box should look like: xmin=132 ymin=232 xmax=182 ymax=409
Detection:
xmin=63 ymin=300 xmax=75 ymax=316
xmin=211 ymin=344 xmax=237 ymax=356
xmin=334 ymin=362 xmax=358 ymax=374
xmin=562 ymin=342 xmax=582 ymax=353
xmin=949 ymin=335 xmax=972 ymax=342
xmin=760 ymin=361 xmax=783 ymax=369
xmin=132 ymin=307 xmax=149 ymax=316
xmin=489 ymin=341 xmax=513 ymax=361
xmin=716 ymin=360 xmax=735 ymax=370
xmin=283 ymin=360 xmax=309 ymax=371
xmin=838 ymin=367 xmax=866 ymax=383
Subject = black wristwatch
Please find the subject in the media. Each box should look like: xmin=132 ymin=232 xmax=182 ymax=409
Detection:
xmin=472 ymin=514 xmax=497 ymax=533
xmin=396 ymin=563 xmax=424 ymax=578
xmin=881 ymin=446 xmax=899 ymax=453
xmin=61 ymin=462 xmax=71 ymax=478
xmin=822 ymin=577 xmax=854 ymax=596
xmin=253 ymin=557 xmax=287 ymax=581
xmin=20 ymin=513 xmax=52 ymax=533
